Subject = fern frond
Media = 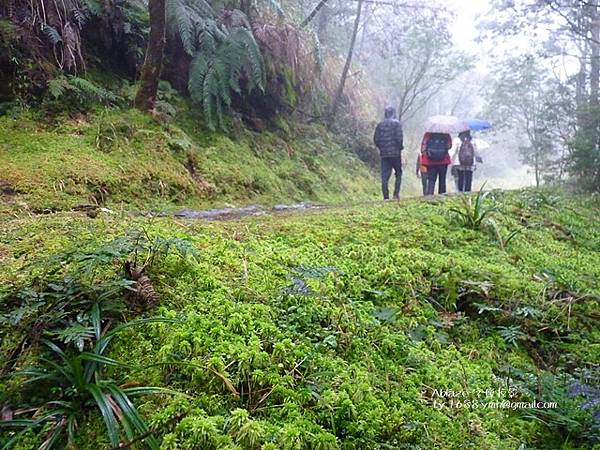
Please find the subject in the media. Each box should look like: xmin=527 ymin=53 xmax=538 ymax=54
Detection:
xmin=80 ymin=0 xmax=103 ymax=16
xmin=215 ymin=93 xmax=225 ymax=130
xmin=185 ymin=0 xmax=215 ymax=19
xmin=229 ymin=27 xmax=265 ymax=91
xmin=202 ymin=68 xmax=216 ymax=130
xmin=205 ymin=65 xmax=220 ymax=98
xmin=45 ymin=76 xmax=120 ymax=106
xmin=47 ymin=77 xmax=71 ymax=99
xmin=72 ymin=8 xmax=87 ymax=28
xmin=213 ymin=57 xmax=232 ymax=106
xmin=42 ymin=24 xmax=63 ymax=46
xmin=186 ymin=9 xmax=265 ymax=130
xmin=189 ymin=53 xmax=209 ymax=103
xmin=166 ymin=0 xmax=195 ymax=54
xmin=166 ymin=0 xmax=218 ymax=54
xmin=67 ymin=76 xmax=120 ymax=104
xmin=198 ymin=29 xmax=217 ymax=53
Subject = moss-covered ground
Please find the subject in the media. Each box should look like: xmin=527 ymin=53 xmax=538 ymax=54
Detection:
xmin=1 ymin=189 xmax=599 ymax=449
xmin=0 ymin=107 xmax=383 ymax=212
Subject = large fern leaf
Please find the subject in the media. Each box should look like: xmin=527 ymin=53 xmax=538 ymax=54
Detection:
xmin=189 ymin=54 xmax=209 ymax=103
xmin=166 ymin=0 xmax=218 ymax=55
xmin=186 ymin=9 xmax=265 ymax=131
xmin=166 ymin=0 xmax=195 ymax=55
xmin=230 ymin=27 xmax=265 ymax=90
xmin=42 ymin=24 xmax=63 ymax=46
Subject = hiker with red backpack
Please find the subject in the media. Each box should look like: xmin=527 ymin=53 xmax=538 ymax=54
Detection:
xmin=420 ymin=132 xmax=453 ymax=195
xmin=452 ymin=130 xmax=483 ymax=192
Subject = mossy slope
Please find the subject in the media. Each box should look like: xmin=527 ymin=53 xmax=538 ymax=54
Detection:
xmin=0 ymin=108 xmax=382 ymax=212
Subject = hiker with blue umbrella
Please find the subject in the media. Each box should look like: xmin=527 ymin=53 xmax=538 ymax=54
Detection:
xmin=450 ymin=119 xmax=491 ymax=192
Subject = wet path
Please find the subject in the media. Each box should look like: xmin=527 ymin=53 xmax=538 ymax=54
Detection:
xmin=169 ymin=194 xmax=454 ymax=222
xmin=172 ymin=202 xmax=327 ymax=221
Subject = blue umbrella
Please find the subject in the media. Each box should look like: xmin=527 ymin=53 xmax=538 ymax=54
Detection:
xmin=464 ymin=119 xmax=491 ymax=131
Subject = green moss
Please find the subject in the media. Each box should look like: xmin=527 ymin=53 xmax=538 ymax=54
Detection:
xmin=1 ymin=190 xmax=599 ymax=449
xmin=282 ymin=66 xmax=298 ymax=107
xmin=0 ymin=106 xmax=383 ymax=212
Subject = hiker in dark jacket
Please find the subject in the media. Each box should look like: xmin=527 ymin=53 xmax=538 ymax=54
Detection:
xmin=374 ymin=106 xmax=403 ymax=200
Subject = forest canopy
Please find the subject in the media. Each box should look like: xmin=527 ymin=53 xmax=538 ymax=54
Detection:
xmin=0 ymin=1 xmax=595 ymax=192
xmin=1 ymin=0 xmax=598 ymax=191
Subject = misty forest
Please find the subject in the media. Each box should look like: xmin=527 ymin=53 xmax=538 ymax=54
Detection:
xmin=1 ymin=0 xmax=600 ymax=449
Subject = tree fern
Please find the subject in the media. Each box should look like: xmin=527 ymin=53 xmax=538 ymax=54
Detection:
xmin=188 ymin=24 xmax=265 ymax=130
xmin=166 ymin=0 xmax=201 ymax=55
xmin=165 ymin=0 xmax=265 ymax=129
xmin=166 ymin=0 xmax=222 ymax=55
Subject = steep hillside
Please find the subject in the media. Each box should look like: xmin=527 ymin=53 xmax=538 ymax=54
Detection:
xmin=0 ymin=106 xmax=387 ymax=213
xmin=1 ymin=189 xmax=599 ymax=449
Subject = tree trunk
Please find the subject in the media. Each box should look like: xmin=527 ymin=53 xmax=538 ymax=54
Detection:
xmin=317 ymin=2 xmax=330 ymax=41
xmin=535 ymin=146 xmax=541 ymax=188
xmin=587 ymin=4 xmax=600 ymax=158
xmin=134 ymin=0 xmax=166 ymax=111
xmin=576 ymin=53 xmax=587 ymax=108
xmin=301 ymin=0 xmax=331 ymax=28
xmin=590 ymin=7 xmax=600 ymax=108
xmin=329 ymin=0 xmax=364 ymax=126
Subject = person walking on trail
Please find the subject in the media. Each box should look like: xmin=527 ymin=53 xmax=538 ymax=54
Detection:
xmin=451 ymin=130 xmax=483 ymax=192
xmin=374 ymin=106 xmax=403 ymax=200
xmin=416 ymin=154 xmax=428 ymax=196
xmin=420 ymin=132 xmax=452 ymax=195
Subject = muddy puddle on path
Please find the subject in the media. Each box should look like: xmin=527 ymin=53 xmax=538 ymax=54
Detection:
xmin=173 ymin=203 xmax=326 ymax=221
xmin=57 ymin=195 xmax=449 ymax=220
xmin=150 ymin=196 xmax=448 ymax=221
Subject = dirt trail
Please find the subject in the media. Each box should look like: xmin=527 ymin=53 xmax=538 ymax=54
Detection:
xmin=169 ymin=195 xmax=452 ymax=222
xmin=172 ymin=202 xmax=327 ymax=221
xmin=11 ymin=194 xmax=455 ymax=221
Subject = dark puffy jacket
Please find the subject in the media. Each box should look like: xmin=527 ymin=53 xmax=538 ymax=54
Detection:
xmin=374 ymin=119 xmax=403 ymax=158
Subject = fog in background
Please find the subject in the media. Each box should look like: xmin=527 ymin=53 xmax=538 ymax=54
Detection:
xmin=354 ymin=0 xmax=554 ymax=192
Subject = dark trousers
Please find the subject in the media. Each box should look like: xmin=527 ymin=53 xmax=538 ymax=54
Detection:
xmin=381 ymin=157 xmax=402 ymax=199
xmin=457 ymin=170 xmax=473 ymax=192
xmin=426 ymin=165 xmax=448 ymax=195
xmin=421 ymin=175 xmax=428 ymax=196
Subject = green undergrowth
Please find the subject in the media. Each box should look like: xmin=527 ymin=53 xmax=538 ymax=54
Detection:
xmin=1 ymin=189 xmax=599 ymax=449
xmin=0 ymin=106 xmax=382 ymax=212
